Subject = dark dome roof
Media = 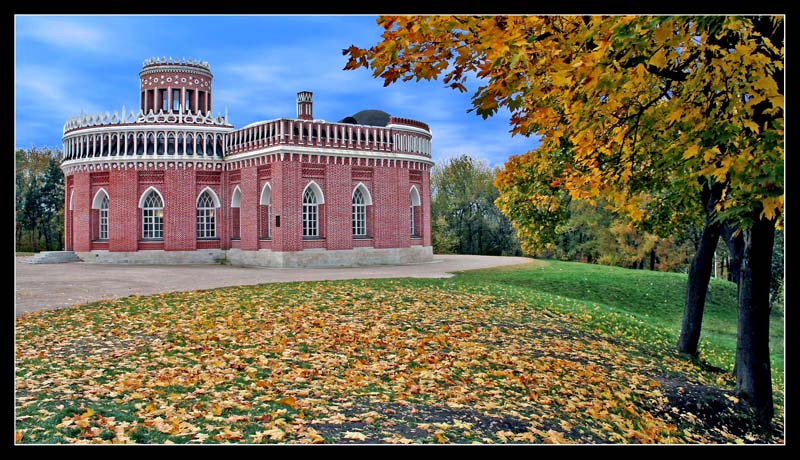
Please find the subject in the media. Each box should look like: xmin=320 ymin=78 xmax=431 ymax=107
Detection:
xmin=341 ymin=109 xmax=391 ymax=127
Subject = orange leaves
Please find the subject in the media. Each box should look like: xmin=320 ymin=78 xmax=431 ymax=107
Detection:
xmin=647 ymin=49 xmax=668 ymax=69
xmin=343 ymin=431 xmax=367 ymax=441
xmin=278 ymin=395 xmax=297 ymax=410
xmin=346 ymin=14 xmax=783 ymax=232
xmin=682 ymin=144 xmax=700 ymax=160
xmin=213 ymin=427 xmax=243 ymax=442
xmin=14 ymin=279 xmax=781 ymax=444
xmin=760 ymin=196 xmax=783 ymax=221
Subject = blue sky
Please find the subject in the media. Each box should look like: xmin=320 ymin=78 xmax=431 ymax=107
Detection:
xmin=15 ymin=15 xmax=540 ymax=168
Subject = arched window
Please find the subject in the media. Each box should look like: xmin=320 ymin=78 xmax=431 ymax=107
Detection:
xmin=410 ymin=186 xmax=421 ymax=237
xmin=352 ymin=183 xmax=372 ymax=237
xmin=141 ymin=189 xmax=164 ymax=239
xmin=302 ymin=187 xmax=319 ymax=238
xmin=260 ymin=183 xmax=272 ymax=239
xmin=196 ymin=189 xmax=219 ymax=239
xmin=92 ymin=189 xmax=109 ymax=241
xmin=352 ymin=188 xmax=366 ymax=237
xmin=99 ymin=195 xmax=109 ymax=239
xmin=186 ymin=134 xmax=194 ymax=155
xmin=230 ymin=186 xmax=241 ymax=239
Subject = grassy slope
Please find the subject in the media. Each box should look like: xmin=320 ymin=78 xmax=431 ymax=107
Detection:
xmin=15 ymin=258 xmax=784 ymax=444
xmin=453 ymin=259 xmax=784 ymax=376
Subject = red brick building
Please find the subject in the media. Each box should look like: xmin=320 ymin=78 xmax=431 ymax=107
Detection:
xmin=61 ymin=57 xmax=433 ymax=267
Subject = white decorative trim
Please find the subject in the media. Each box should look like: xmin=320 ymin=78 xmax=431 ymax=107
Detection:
xmin=231 ymin=185 xmax=242 ymax=208
xmin=91 ymin=188 xmax=109 ymax=209
xmin=410 ymin=185 xmax=421 ymax=206
xmin=197 ymin=186 xmax=221 ymax=208
xmin=260 ymin=182 xmax=272 ymax=205
xmin=224 ymin=144 xmax=433 ymax=166
xmin=352 ymin=182 xmax=373 ymax=206
xmin=303 ymin=180 xmax=325 ymax=205
xmin=138 ymin=186 xmax=164 ymax=208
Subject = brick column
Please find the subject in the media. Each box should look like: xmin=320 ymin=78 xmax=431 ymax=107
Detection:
xmin=272 ymin=158 xmax=302 ymax=252
xmin=397 ymin=167 xmax=411 ymax=248
xmin=109 ymin=168 xmax=138 ymax=251
xmin=421 ymin=169 xmax=432 ymax=247
xmin=64 ymin=178 xmax=72 ymax=251
xmin=325 ymin=162 xmax=352 ymax=250
xmin=164 ymin=168 xmax=195 ymax=251
xmin=240 ymin=166 xmax=259 ymax=251
xmin=72 ymin=173 xmax=91 ymax=252
xmin=373 ymin=164 xmax=401 ymax=249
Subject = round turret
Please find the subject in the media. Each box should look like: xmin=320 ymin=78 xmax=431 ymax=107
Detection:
xmin=139 ymin=57 xmax=214 ymax=115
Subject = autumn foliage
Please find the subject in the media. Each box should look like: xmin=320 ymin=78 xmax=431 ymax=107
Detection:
xmin=344 ymin=15 xmax=783 ymax=424
xmin=344 ymin=16 xmax=783 ymax=230
xmin=15 ymin=274 xmax=782 ymax=444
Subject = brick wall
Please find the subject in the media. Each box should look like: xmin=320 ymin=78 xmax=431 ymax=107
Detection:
xmin=372 ymin=165 xmax=398 ymax=249
xmin=163 ymin=168 xmax=195 ymax=251
xmin=72 ymin=173 xmax=91 ymax=252
xmin=239 ymin=167 xmax=259 ymax=250
xmin=65 ymin=157 xmax=431 ymax=256
xmin=421 ymin=169 xmax=432 ymax=246
xmin=325 ymin=162 xmax=352 ymax=250
xmin=109 ymin=168 xmax=138 ymax=251
xmin=65 ymin=177 xmax=73 ymax=251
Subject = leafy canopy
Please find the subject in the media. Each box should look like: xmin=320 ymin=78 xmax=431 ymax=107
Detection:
xmin=344 ymin=16 xmax=784 ymax=229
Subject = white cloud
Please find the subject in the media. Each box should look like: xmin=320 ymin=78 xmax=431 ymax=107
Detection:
xmin=430 ymin=120 xmax=540 ymax=169
xmin=16 ymin=17 xmax=112 ymax=53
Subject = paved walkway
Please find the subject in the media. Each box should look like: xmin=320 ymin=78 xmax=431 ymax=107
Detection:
xmin=15 ymin=255 xmax=532 ymax=316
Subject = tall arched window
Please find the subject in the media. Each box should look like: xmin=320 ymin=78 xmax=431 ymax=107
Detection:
xmin=99 ymin=195 xmax=109 ymax=240
xmin=410 ymin=186 xmax=421 ymax=237
xmin=196 ymin=190 xmax=218 ymax=238
xmin=92 ymin=189 xmax=109 ymax=241
xmin=352 ymin=188 xmax=366 ymax=237
xmin=260 ymin=183 xmax=272 ymax=239
xmin=352 ymin=183 xmax=372 ymax=238
xmin=303 ymin=187 xmax=319 ymax=237
xmin=141 ymin=189 xmax=164 ymax=239
xmin=230 ymin=186 xmax=241 ymax=239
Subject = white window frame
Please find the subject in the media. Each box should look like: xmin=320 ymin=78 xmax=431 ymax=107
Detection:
xmin=352 ymin=188 xmax=366 ymax=237
xmin=196 ymin=189 xmax=219 ymax=239
xmin=303 ymin=187 xmax=318 ymax=237
xmin=351 ymin=183 xmax=372 ymax=238
xmin=92 ymin=188 xmax=109 ymax=240
xmin=99 ymin=195 xmax=109 ymax=240
xmin=260 ymin=182 xmax=272 ymax=239
xmin=139 ymin=187 xmax=164 ymax=240
xmin=410 ymin=185 xmax=421 ymax=237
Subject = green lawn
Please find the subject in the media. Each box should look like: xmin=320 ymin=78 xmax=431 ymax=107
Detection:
xmin=454 ymin=260 xmax=784 ymax=377
xmin=15 ymin=259 xmax=784 ymax=444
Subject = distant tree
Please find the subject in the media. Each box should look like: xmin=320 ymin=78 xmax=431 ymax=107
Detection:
xmin=38 ymin=155 xmax=64 ymax=250
xmin=15 ymin=147 xmax=64 ymax=252
xmin=431 ymin=155 xmax=521 ymax=256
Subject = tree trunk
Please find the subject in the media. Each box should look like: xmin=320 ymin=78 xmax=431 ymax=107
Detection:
xmin=735 ymin=215 xmax=775 ymax=426
xmin=678 ymin=181 xmax=723 ymax=356
xmin=649 ymin=248 xmax=656 ymax=271
xmin=721 ymin=221 xmax=744 ymax=285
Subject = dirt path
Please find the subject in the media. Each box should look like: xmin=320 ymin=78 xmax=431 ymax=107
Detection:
xmin=14 ymin=255 xmax=532 ymax=316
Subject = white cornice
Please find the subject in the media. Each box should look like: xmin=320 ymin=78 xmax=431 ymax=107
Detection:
xmin=225 ymin=145 xmax=435 ymax=166
xmin=63 ymin=124 xmax=235 ymax=138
